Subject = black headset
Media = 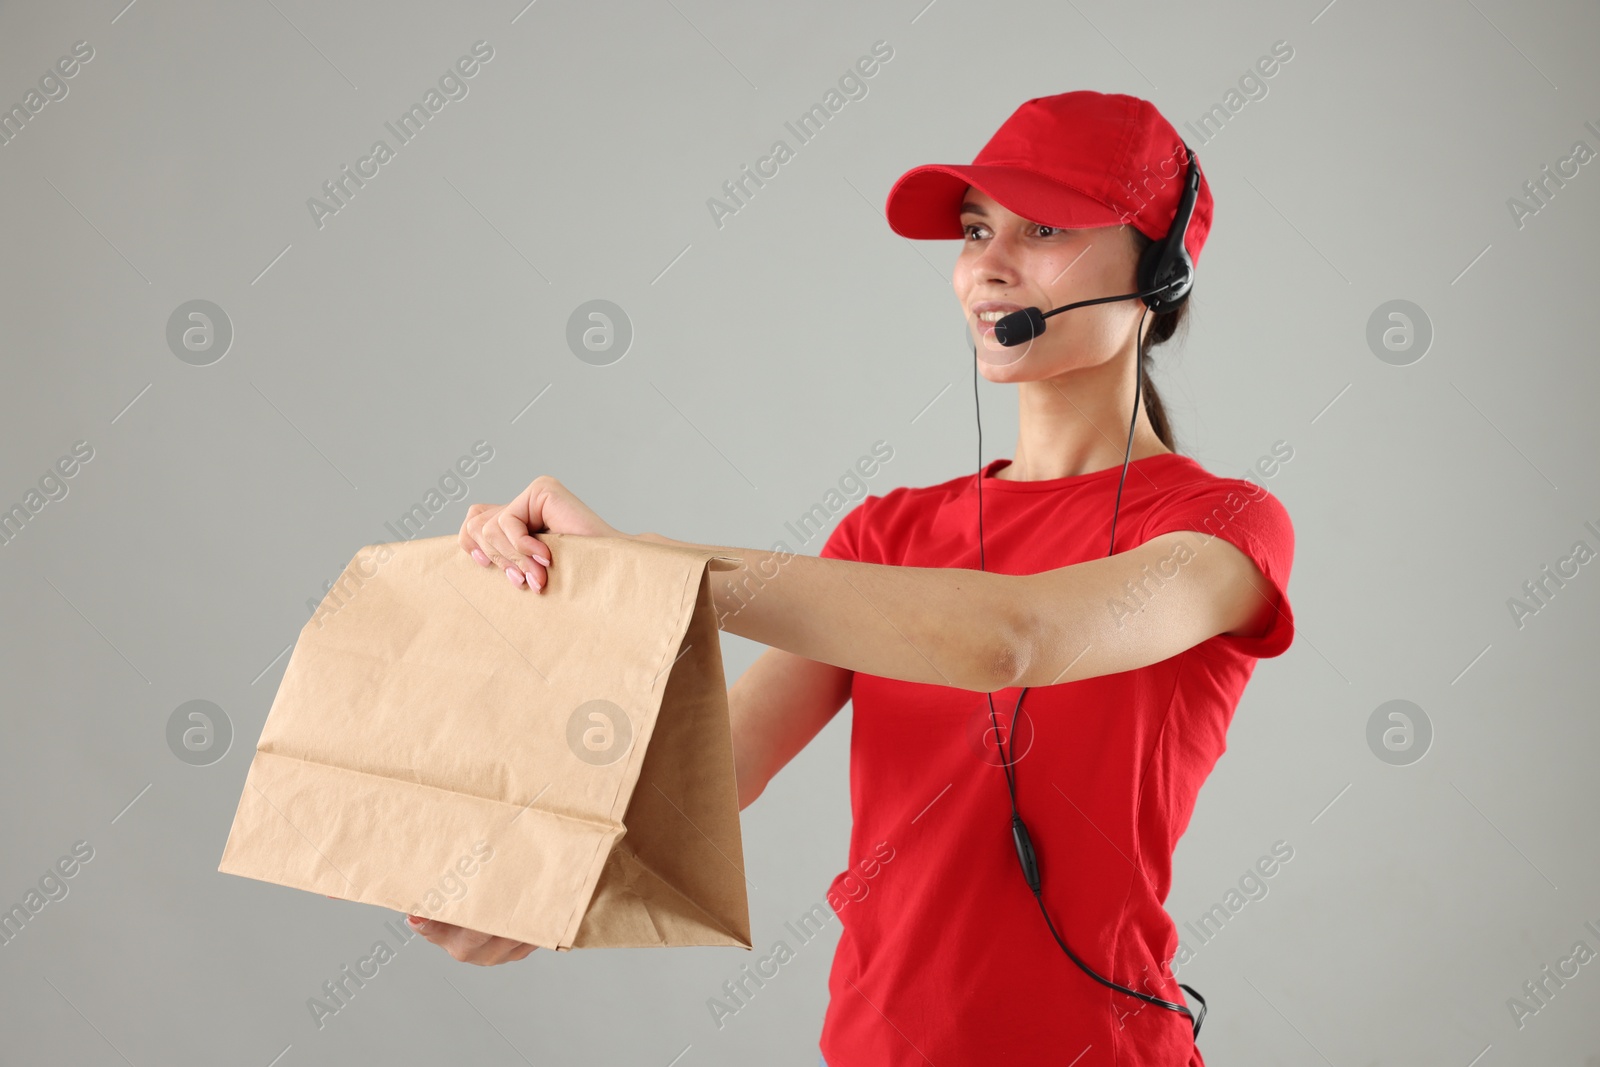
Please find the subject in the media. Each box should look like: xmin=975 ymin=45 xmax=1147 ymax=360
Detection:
xmin=970 ymin=142 xmax=1208 ymax=1042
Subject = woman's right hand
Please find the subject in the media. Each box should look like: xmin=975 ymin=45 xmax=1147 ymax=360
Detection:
xmin=324 ymin=896 xmax=537 ymax=965
xmin=405 ymin=913 xmax=539 ymax=965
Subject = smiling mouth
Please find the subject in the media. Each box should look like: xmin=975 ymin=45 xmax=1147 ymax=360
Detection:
xmin=973 ymin=309 xmax=1019 ymax=335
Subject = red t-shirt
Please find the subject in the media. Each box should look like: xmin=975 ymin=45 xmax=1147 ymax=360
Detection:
xmin=815 ymin=452 xmax=1296 ymax=1067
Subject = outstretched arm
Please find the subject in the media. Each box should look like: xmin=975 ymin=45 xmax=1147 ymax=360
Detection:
xmin=637 ymin=530 xmax=1027 ymax=693
xmin=636 ymin=526 xmax=1278 ymax=691
xmin=461 ymin=476 xmax=1280 ymax=694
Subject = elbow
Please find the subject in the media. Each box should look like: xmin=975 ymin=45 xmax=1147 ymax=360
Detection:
xmin=974 ymin=596 xmax=1035 ymax=693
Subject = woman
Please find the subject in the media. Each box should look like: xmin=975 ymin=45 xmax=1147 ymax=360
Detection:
xmin=419 ymin=91 xmax=1296 ymax=1067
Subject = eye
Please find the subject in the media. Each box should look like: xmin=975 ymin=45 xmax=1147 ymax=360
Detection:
xmin=961 ymin=222 xmax=1065 ymax=240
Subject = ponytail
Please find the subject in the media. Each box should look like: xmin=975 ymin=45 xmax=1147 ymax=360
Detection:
xmin=1130 ymin=229 xmax=1192 ymax=453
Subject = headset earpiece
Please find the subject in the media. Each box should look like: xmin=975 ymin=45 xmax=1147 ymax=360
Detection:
xmin=1137 ymin=237 xmax=1193 ymax=315
xmin=1135 ymin=143 xmax=1201 ymax=316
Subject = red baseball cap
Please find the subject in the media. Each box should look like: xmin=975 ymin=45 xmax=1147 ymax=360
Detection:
xmin=884 ymin=90 xmax=1213 ymax=266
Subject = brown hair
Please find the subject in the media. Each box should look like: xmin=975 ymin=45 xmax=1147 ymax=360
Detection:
xmin=1128 ymin=228 xmax=1191 ymax=454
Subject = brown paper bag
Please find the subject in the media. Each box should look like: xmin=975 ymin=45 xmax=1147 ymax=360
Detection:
xmin=217 ymin=532 xmax=753 ymax=951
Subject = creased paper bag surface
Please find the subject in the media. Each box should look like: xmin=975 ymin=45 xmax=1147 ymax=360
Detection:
xmin=218 ymin=532 xmax=752 ymax=951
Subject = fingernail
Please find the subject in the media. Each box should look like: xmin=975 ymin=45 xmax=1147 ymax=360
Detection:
xmin=531 ymin=553 xmax=550 ymax=567
xmin=471 ymin=548 xmax=490 ymax=566
xmin=523 ymin=570 xmax=541 ymax=590
xmin=407 ymin=915 xmax=425 ymax=927
xmin=506 ymin=566 xmax=524 ymax=586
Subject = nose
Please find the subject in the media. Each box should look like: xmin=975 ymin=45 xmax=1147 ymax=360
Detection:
xmin=965 ymin=231 xmax=1023 ymax=289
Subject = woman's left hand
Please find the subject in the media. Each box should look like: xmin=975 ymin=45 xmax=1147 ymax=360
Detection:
xmin=459 ymin=475 xmax=624 ymax=591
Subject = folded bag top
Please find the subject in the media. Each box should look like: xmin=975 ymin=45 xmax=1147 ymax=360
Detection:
xmin=218 ymin=532 xmax=752 ymax=951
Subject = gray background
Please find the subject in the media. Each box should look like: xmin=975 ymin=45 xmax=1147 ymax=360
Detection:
xmin=2 ymin=0 xmax=1597 ymax=1064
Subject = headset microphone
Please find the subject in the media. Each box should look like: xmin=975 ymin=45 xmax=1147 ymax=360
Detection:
xmin=989 ymin=282 xmax=1183 ymax=347
xmin=973 ymin=141 xmax=1208 ymax=1043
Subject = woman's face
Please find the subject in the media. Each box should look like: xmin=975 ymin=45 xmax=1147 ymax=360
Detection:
xmin=954 ymin=186 xmax=1149 ymax=380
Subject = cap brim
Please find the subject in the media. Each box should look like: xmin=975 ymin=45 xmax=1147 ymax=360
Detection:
xmin=884 ymin=163 xmax=1125 ymax=239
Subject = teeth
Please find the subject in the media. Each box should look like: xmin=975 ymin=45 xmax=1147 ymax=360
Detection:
xmin=977 ymin=310 xmax=1011 ymax=322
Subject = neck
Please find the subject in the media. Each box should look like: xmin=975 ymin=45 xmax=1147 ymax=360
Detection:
xmin=994 ymin=353 xmax=1169 ymax=482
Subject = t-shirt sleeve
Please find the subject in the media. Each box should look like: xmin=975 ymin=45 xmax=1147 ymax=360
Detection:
xmin=1138 ymin=478 xmax=1296 ymax=659
xmin=818 ymin=495 xmax=876 ymax=563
